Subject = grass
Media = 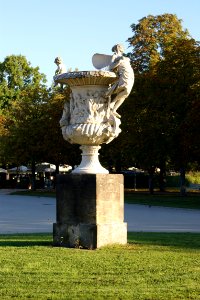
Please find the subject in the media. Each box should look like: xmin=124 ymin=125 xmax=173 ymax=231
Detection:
xmin=0 ymin=233 xmax=200 ymax=299
xmin=11 ymin=189 xmax=56 ymax=198
xmin=125 ymin=191 xmax=200 ymax=209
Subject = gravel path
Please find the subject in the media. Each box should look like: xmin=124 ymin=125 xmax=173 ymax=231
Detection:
xmin=0 ymin=191 xmax=200 ymax=234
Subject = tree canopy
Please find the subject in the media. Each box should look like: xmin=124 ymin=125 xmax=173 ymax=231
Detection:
xmin=97 ymin=14 xmax=199 ymax=194
xmin=127 ymin=14 xmax=190 ymax=72
xmin=112 ymin=13 xmax=199 ymax=193
xmin=0 ymin=56 xmax=80 ymax=189
xmin=0 ymin=55 xmax=46 ymax=111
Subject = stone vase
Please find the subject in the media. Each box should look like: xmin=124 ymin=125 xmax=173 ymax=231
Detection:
xmin=55 ymin=71 xmax=121 ymax=174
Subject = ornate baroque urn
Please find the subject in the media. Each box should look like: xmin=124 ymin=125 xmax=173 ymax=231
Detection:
xmin=54 ymin=70 xmax=121 ymax=174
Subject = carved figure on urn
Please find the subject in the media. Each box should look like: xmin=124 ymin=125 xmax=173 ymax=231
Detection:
xmin=54 ymin=57 xmax=66 ymax=75
xmin=92 ymin=44 xmax=134 ymax=118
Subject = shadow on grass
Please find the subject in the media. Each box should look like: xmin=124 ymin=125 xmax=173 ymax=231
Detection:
xmin=0 ymin=233 xmax=52 ymax=247
xmin=128 ymin=232 xmax=200 ymax=250
xmin=10 ymin=190 xmax=56 ymax=198
xmin=0 ymin=232 xmax=200 ymax=249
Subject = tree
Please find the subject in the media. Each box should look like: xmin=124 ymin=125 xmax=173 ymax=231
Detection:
xmin=0 ymin=55 xmax=81 ymax=189
xmin=0 ymin=55 xmax=46 ymax=111
xmin=0 ymin=55 xmax=47 ymax=188
xmin=0 ymin=85 xmax=81 ymax=189
xmin=156 ymin=39 xmax=200 ymax=169
xmin=43 ymin=86 xmax=81 ymax=172
xmin=127 ymin=14 xmax=190 ymax=72
xmin=123 ymin=14 xmax=197 ymax=193
xmin=1 ymin=86 xmax=50 ymax=189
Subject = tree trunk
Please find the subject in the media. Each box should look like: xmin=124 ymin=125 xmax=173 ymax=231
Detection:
xmin=115 ymin=156 xmax=122 ymax=173
xmin=148 ymin=167 xmax=155 ymax=194
xmin=180 ymin=167 xmax=186 ymax=196
xmin=55 ymin=163 xmax=59 ymax=174
xmin=54 ymin=162 xmax=60 ymax=189
xmin=159 ymin=162 xmax=166 ymax=192
xmin=31 ymin=159 xmax=36 ymax=191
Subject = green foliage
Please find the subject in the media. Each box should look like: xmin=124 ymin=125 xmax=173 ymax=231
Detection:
xmin=0 ymin=55 xmax=48 ymax=167
xmin=0 ymin=233 xmax=200 ymax=299
xmin=0 ymin=55 xmax=46 ymax=111
xmin=186 ymin=172 xmax=200 ymax=184
xmin=127 ymin=14 xmax=189 ymax=72
xmin=43 ymin=87 xmax=81 ymax=167
xmin=166 ymin=173 xmax=200 ymax=187
xmin=156 ymin=39 xmax=200 ymax=168
xmin=0 ymin=55 xmax=80 ymax=170
xmin=165 ymin=175 xmax=183 ymax=187
xmin=1 ymin=86 xmax=50 ymax=165
xmin=121 ymin=13 xmax=200 ymax=174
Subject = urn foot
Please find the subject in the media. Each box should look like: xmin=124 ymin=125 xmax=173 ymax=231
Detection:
xmin=72 ymin=145 xmax=108 ymax=174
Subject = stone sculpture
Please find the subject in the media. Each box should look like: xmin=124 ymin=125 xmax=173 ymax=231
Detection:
xmin=92 ymin=44 xmax=134 ymax=117
xmin=54 ymin=56 xmax=66 ymax=75
xmin=53 ymin=46 xmax=131 ymax=248
xmin=54 ymin=45 xmax=134 ymax=174
xmin=106 ymin=44 xmax=134 ymax=117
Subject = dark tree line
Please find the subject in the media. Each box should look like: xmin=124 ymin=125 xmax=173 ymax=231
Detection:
xmin=102 ymin=14 xmax=200 ymax=194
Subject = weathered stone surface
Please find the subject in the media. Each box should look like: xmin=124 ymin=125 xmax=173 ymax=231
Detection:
xmin=57 ymin=70 xmax=121 ymax=174
xmin=53 ymin=223 xmax=127 ymax=249
xmin=59 ymin=80 xmax=121 ymax=147
xmin=53 ymin=174 xmax=127 ymax=249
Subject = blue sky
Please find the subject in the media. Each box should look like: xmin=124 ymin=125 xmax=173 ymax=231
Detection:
xmin=1 ymin=0 xmax=200 ymax=86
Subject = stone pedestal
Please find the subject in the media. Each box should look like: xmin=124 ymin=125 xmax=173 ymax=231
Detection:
xmin=53 ymin=174 xmax=127 ymax=249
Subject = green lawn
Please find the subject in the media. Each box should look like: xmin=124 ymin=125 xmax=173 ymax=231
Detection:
xmin=11 ymin=189 xmax=56 ymax=198
xmin=0 ymin=233 xmax=200 ymax=299
xmin=125 ymin=191 xmax=200 ymax=209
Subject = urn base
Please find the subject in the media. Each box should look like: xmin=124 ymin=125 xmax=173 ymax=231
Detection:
xmin=72 ymin=145 xmax=108 ymax=174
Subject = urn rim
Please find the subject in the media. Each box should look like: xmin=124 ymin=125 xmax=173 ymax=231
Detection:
xmin=54 ymin=70 xmax=117 ymax=86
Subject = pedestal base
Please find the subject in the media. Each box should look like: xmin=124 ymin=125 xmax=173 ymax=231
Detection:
xmin=53 ymin=223 xmax=127 ymax=249
xmin=53 ymin=174 xmax=127 ymax=249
